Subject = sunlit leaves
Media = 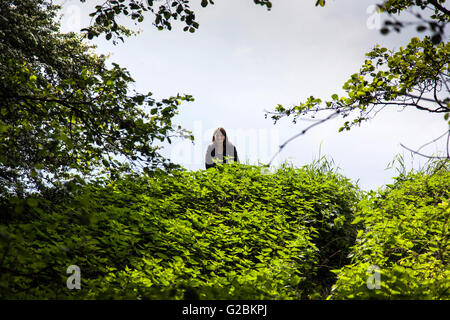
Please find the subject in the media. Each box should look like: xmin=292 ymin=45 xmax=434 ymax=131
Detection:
xmin=331 ymin=168 xmax=450 ymax=299
xmin=2 ymin=160 xmax=446 ymax=299
xmin=0 ymin=161 xmax=359 ymax=299
xmin=315 ymin=0 xmax=326 ymax=7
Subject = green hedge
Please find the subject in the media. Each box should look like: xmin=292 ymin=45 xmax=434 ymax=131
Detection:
xmin=3 ymin=161 xmax=446 ymax=300
xmin=330 ymin=169 xmax=450 ymax=299
xmin=0 ymin=161 xmax=359 ymax=299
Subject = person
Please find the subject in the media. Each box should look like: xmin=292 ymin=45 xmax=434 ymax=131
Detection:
xmin=205 ymin=127 xmax=240 ymax=169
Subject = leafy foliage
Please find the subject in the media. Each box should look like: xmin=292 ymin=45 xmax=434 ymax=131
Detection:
xmin=1 ymin=160 xmax=448 ymax=300
xmin=318 ymin=0 xmax=449 ymax=34
xmin=0 ymin=0 xmax=194 ymax=197
xmin=266 ymin=0 xmax=449 ymax=152
xmin=81 ymin=0 xmax=273 ymax=42
xmin=0 ymin=161 xmax=359 ymax=299
xmin=81 ymin=0 xmax=448 ymax=44
xmin=330 ymin=166 xmax=450 ymax=299
xmin=1 ymin=0 xmax=448 ymax=301
xmin=268 ymin=37 xmax=449 ymax=131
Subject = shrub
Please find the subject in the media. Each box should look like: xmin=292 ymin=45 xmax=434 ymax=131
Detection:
xmin=0 ymin=160 xmax=359 ymax=299
xmin=330 ymin=168 xmax=450 ymax=299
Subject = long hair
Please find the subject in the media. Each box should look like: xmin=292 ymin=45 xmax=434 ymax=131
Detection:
xmin=211 ymin=127 xmax=227 ymax=143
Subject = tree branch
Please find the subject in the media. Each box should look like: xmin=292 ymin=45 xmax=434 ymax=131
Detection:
xmin=266 ymin=111 xmax=340 ymax=167
xmin=447 ymin=130 xmax=450 ymax=159
xmin=417 ymin=130 xmax=450 ymax=153
xmin=427 ymin=0 xmax=450 ymax=16
xmin=404 ymin=93 xmax=441 ymax=104
xmin=400 ymin=143 xmax=449 ymax=159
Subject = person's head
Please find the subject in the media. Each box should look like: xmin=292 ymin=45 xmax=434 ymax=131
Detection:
xmin=212 ymin=127 xmax=227 ymax=143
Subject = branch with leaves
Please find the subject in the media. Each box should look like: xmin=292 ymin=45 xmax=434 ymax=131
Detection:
xmin=0 ymin=0 xmax=194 ymax=196
xmin=267 ymin=37 xmax=449 ymax=129
xmin=265 ymin=36 xmax=449 ymax=162
xmin=80 ymin=0 xmax=273 ymax=43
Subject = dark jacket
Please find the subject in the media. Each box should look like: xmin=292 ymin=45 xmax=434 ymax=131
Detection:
xmin=205 ymin=139 xmax=239 ymax=169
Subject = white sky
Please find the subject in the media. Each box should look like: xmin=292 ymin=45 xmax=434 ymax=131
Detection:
xmin=57 ymin=0 xmax=449 ymax=191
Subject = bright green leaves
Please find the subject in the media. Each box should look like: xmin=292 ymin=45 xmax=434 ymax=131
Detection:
xmin=7 ymin=158 xmax=447 ymax=300
xmin=331 ymin=169 xmax=450 ymax=299
xmin=0 ymin=121 xmax=8 ymax=133
xmin=0 ymin=161 xmax=360 ymax=299
xmin=267 ymin=2 xmax=449 ymax=150
xmin=267 ymin=36 xmax=449 ymax=135
xmin=315 ymin=0 xmax=326 ymax=7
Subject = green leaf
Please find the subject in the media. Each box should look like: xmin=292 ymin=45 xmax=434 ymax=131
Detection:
xmin=416 ymin=25 xmax=426 ymax=32
xmin=315 ymin=0 xmax=325 ymax=7
xmin=26 ymin=198 xmax=39 ymax=208
xmin=0 ymin=124 xmax=8 ymax=133
xmin=431 ymin=33 xmax=441 ymax=44
xmin=380 ymin=27 xmax=389 ymax=35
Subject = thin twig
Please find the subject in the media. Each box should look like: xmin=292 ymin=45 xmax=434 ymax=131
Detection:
xmin=400 ymin=143 xmax=448 ymax=159
xmin=266 ymin=111 xmax=340 ymax=167
xmin=416 ymin=130 xmax=450 ymax=153
xmin=447 ymin=130 xmax=450 ymax=159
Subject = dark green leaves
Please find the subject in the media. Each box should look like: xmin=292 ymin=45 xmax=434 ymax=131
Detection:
xmin=269 ymin=1 xmax=449 ymax=156
xmin=380 ymin=27 xmax=390 ymax=35
xmin=79 ymin=0 xmax=275 ymax=39
xmin=0 ymin=1 xmax=194 ymax=196
xmin=416 ymin=25 xmax=427 ymax=32
xmin=431 ymin=33 xmax=442 ymax=44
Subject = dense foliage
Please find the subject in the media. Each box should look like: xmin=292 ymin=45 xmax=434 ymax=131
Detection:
xmin=0 ymin=0 xmax=193 ymax=197
xmin=330 ymin=167 xmax=450 ymax=299
xmin=1 ymin=160 xmax=448 ymax=299
xmin=0 ymin=162 xmax=359 ymax=299
xmin=1 ymin=0 xmax=448 ymax=301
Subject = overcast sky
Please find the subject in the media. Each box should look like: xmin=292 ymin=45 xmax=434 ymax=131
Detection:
xmin=57 ymin=0 xmax=449 ymax=191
